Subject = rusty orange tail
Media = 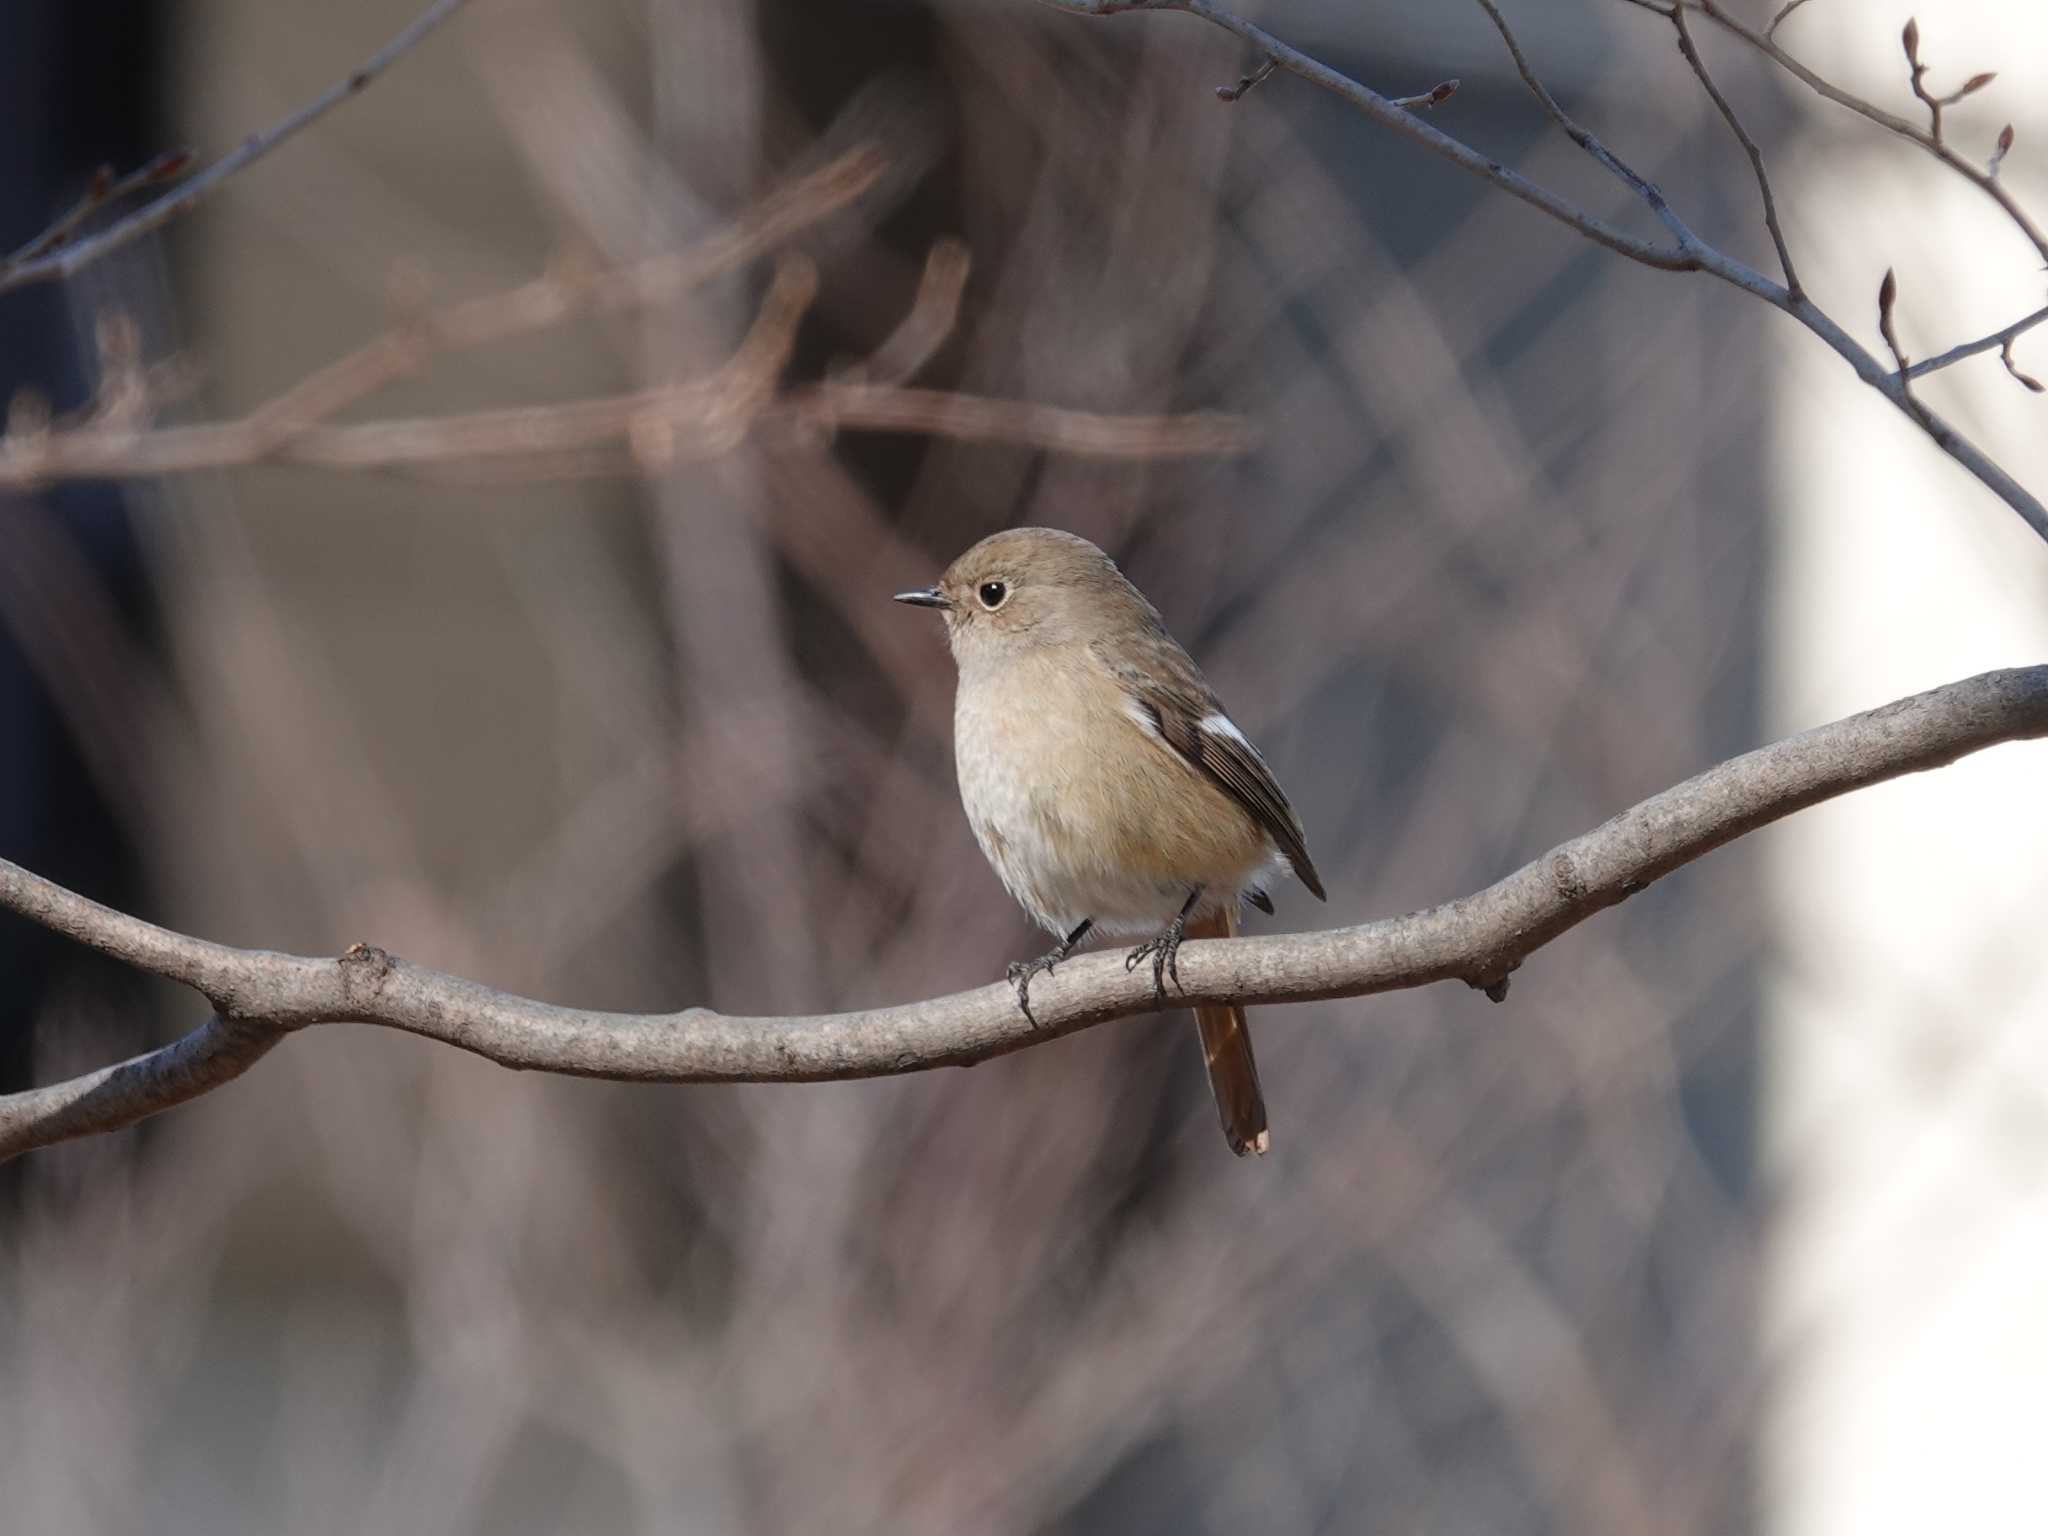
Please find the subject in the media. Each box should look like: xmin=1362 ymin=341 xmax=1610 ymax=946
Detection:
xmin=1186 ymin=905 xmax=1269 ymax=1156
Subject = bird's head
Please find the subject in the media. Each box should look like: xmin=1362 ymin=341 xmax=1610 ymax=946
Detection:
xmin=893 ymin=526 xmax=1153 ymax=668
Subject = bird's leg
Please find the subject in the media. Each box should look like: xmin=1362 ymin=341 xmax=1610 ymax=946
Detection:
xmin=1008 ymin=918 xmax=1093 ymax=1027
xmin=1126 ymin=887 xmax=1203 ymax=1005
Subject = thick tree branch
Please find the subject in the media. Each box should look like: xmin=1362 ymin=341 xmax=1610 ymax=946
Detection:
xmin=0 ymin=1016 xmax=284 ymax=1156
xmin=1034 ymin=0 xmax=2048 ymax=545
xmin=0 ymin=0 xmax=476 ymax=295
xmin=5 ymin=667 xmax=2044 ymax=1163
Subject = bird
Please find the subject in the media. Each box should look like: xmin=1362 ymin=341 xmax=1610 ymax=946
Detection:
xmin=894 ymin=526 xmax=1324 ymax=1156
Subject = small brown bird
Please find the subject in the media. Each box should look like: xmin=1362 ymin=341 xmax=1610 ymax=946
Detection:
xmin=895 ymin=527 xmax=1324 ymax=1156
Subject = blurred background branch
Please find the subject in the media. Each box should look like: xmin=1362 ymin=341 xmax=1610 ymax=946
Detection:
xmin=0 ymin=156 xmax=1250 ymax=485
xmin=0 ymin=0 xmax=477 ymax=296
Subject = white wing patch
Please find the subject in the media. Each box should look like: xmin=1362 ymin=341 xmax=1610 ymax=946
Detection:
xmin=1200 ymin=713 xmax=1253 ymax=749
xmin=1124 ymin=697 xmax=1163 ymax=740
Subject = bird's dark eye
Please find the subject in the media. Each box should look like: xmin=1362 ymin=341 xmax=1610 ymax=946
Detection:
xmin=977 ymin=580 xmax=1009 ymax=610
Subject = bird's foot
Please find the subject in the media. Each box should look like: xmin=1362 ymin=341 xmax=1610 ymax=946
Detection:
xmin=1007 ymin=919 xmax=1093 ymax=1028
xmin=1125 ymin=916 xmax=1190 ymax=1006
xmin=1007 ymin=953 xmax=1061 ymax=1028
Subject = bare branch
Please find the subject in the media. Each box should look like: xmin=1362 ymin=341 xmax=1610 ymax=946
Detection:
xmin=0 ymin=373 xmax=1250 ymax=484
xmin=0 ymin=0 xmax=476 ymax=296
xmin=239 ymin=147 xmax=888 ymax=449
xmin=836 ymin=238 xmax=971 ymax=385
xmin=1764 ymin=0 xmax=1814 ymax=42
xmin=0 ymin=372 xmax=1250 ymax=487
xmin=1674 ymin=2 xmax=1801 ymax=296
xmin=2 ymin=150 xmax=195 ymax=266
xmin=0 ymin=158 xmax=1248 ymax=485
xmin=0 ymin=1016 xmax=284 ymax=1157
xmin=1469 ymin=0 xmax=1699 ymax=253
xmin=5 ymin=667 xmax=2044 ymax=1163
xmin=1035 ymin=0 xmax=2048 ymax=543
xmin=1650 ymin=0 xmax=2048 ymax=269
xmin=787 ymin=386 xmax=1254 ymax=459
xmin=1036 ymin=0 xmax=1703 ymax=272
xmin=1905 ymin=303 xmax=2048 ymax=383
xmin=1902 ymin=18 xmax=1945 ymax=144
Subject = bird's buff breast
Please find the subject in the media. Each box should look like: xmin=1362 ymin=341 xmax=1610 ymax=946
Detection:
xmin=952 ymin=651 xmax=1269 ymax=937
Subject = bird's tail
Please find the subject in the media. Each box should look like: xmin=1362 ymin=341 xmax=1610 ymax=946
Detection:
xmin=1187 ymin=905 xmax=1269 ymax=1156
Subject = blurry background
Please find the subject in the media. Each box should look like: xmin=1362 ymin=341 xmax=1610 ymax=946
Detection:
xmin=1 ymin=0 xmax=2044 ymax=1531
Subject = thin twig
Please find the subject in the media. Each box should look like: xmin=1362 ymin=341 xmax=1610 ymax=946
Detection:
xmin=1042 ymin=0 xmax=1700 ymax=270
xmin=789 ymin=384 xmax=1254 ymax=459
xmin=1905 ymin=303 xmax=2048 ymax=382
xmin=1764 ymin=0 xmax=1813 ymax=42
xmin=1675 ymin=2 xmax=1801 ymax=297
xmin=1902 ymin=19 xmax=1942 ymax=144
xmin=1216 ymin=57 xmax=1278 ymax=102
xmin=1897 ymin=24 xmax=1995 ymax=149
xmin=2 ymin=151 xmax=196 ymax=266
xmin=242 ymin=148 xmax=885 ymax=449
xmin=1469 ymin=0 xmax=1699 ymax=253
xmin=0 ymin=0 xmax=476 ymax=296
xmin=0 ymin=149 xmax=1243 ymax=482
xmin=627 ymin=257 xmax=821 ymax=468
xmin=0 ymin=245 xmax=1251 ymax=486
xmin=0 ymin=366 xmax=1253 ymax=484
xmin=1034 ymin=0 xmax=2048 ymax=543
xmin=4 ymin=667 xmax=2044 ymax=1162
xmin=1635 ymin=0 xmax=2048 ymax=269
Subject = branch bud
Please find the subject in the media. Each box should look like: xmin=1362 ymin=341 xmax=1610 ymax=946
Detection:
xmin=1991 ymin=122 xmax=2016 ymax=176
xmin=143 ymin=148 xmax=196 ymax=183
xmin=2002 ymin=339 xmax=2045 ymax=394
xmin=1902 ymin=17 xmax=1920 ymax=67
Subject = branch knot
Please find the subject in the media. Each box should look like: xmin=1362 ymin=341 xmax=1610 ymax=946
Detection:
xmin=1549 ymin=850 xmax=1588 ymax=905
xmin=339 ymin=941 xmax=397 ymax=1001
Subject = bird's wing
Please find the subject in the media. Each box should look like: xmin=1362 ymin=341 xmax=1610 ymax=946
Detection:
xmin=1095 ymin=635 xmax=1326 ymax=902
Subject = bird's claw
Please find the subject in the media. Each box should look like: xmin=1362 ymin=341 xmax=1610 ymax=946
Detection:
xmin=1123 ymin=931 xmax=1183 ymax=1006
xmin=1006 ymin=919 xmax=1095 ymax=1029
xmin=1007 ymin=952 xmax=1062 ymax=1029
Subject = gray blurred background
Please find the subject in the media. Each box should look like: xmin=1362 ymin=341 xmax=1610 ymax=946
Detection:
xmin=2 ymin=0 xmax=2042 ymax=1532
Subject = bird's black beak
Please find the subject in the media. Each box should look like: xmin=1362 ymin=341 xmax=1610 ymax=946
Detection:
xmin=892 ymin=586 xmax=950 ymax=609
